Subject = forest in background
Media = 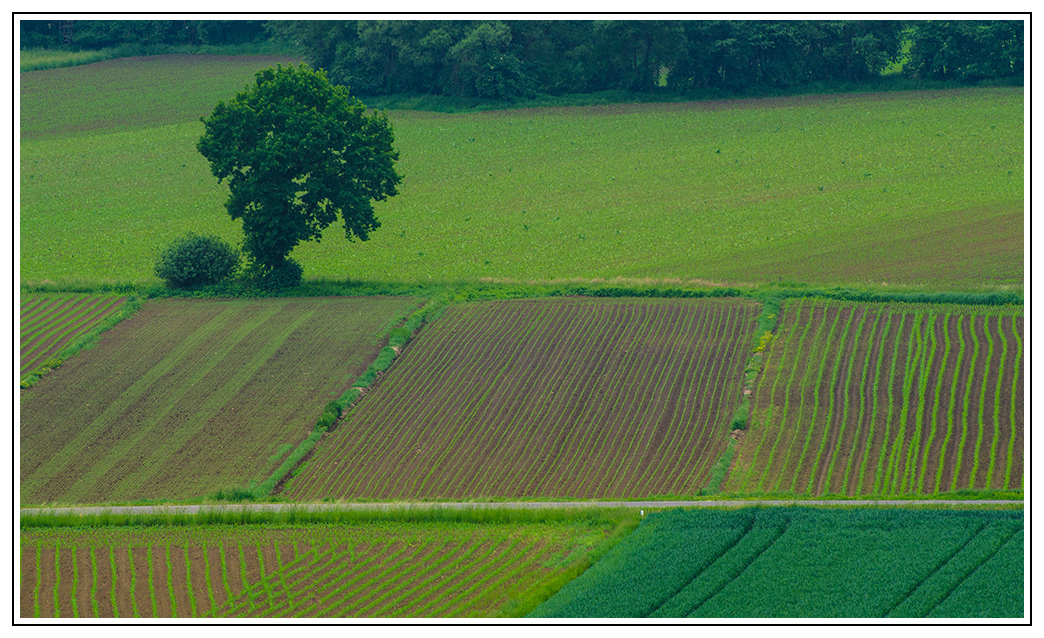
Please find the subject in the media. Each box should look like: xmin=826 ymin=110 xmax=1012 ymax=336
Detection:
xmin=20 ymin=19 xmax=1024 ymax=100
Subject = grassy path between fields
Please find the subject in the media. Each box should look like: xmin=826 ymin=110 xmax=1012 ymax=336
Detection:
xmin=20 ymin=500 xmax=1022 ymax=518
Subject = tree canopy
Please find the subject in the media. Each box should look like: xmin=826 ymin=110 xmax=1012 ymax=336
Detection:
xmin=268 ymin=19 xmax=1021 ymax=99
xmin=197 ymin=64 xmax=401 ymax=278
xmin=21 ymin=19 xmax=1024 ymax=99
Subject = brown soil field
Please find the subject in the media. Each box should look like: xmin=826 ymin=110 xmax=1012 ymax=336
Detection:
xmin=286 ymin=296 xmax=759 ymax=501
xmin=19 ymin=294 xmax=126 ymax=377
xmin=725 ymin=299 xmax=1023 ymax=497
xmin=19 ymin=296 xmax=422 ymax=504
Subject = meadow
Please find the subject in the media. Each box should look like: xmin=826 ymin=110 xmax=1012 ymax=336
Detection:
xmin=285 ymin=296 xmax=758 ymax=500
xmin=19 ymin=56 xmax=1023 ymax=289
xmin=20 ymin=296 xmax=422 ymax=504
xmin=20 ymin=508 xmax=632 ymax=619
xmin=724 ymin=298 xmax=1024 ymax=497
xmin=530 ymin=507 xmax=1024 ymax=618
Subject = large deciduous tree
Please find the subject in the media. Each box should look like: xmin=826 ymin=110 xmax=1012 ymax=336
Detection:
xmin=197 ymin=63 xmax=401 ymax=280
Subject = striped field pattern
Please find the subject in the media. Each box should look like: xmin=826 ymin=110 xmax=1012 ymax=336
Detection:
xmin=286 ymin=296 xmax=759 ymax=500
xmin=20 ymin=294 xmax=127 ymax=377
xmin=19 ymin=296 xmax=422 ymax=504
xmin=20 ymin=520 xmax=613 ymax=618
xmin=531 ymin=507 xmax=1024 ymax=618
xmin=725 ymin=298 xmax=1024 ymax=497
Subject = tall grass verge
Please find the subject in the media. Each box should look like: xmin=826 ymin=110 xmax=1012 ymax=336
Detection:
xmin=21 ymin=504 xmax=638 ymax=529
xmin=704 ymin=439 xmax=738 ymax=495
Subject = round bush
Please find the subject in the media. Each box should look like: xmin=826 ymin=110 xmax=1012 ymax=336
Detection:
xmin=154 ymin=233 xmax=240 ymax=288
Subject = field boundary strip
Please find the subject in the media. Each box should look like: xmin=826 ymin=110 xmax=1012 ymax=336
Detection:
xmin=19 ymin=499 xmax=1024 ymax=520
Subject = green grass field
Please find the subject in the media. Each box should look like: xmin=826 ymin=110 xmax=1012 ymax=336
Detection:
xmin=20 ymin=56 xmax=1023 ymax=289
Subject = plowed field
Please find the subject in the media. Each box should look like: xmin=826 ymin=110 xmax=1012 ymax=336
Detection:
xmin=725 ymin=298 xmax=1024 ymax=497
xmin=19 ymin=296 xmax=422 ymax=504
xmin=287 ymin=296 xmax=759 ymax=500
xmin=20 ymin=293 xmax=127 ymax=378
xmin=20 ymin=519 xmax=615 ymax=618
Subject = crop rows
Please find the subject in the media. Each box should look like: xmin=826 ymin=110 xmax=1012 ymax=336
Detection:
xmin=531 ymin=508 xmax=1024 ymax=618
xmin=20 ymin=294 xmax=126 ymax=377
xmin=286 ymin=296 xmax=759 ymax=500
xmin=19 ymin=296 xmax=422 ymax=504
xmin=20 ymin=520 xmax=613 ymax=618
xmin=725 ymin=298 xmax=1023 ymax=497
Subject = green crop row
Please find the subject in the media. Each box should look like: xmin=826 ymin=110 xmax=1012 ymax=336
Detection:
xmin=20 ymin=297 xmax=423 ymax=505
xmin=726 ymin=298 xmax=1023 ymax=498
xmin=286 ymin=297 xmax=757 ymax=501
xmin=19 ymin=294 xmax=133 ymax=386
xmin=21 ymin=516 xmax=628 ymax=618
xmin=532 ymin=507 xmax=1023 ymax=618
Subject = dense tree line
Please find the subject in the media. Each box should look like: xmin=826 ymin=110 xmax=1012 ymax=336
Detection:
xmin=266 ymin=19 xmax=1023 ymax=98
xmin=263 ymin=20 xmax=904 ymax=98
xmin=21 ymin=19 xmax=1023 ymax=97
xmin=19 ymin=19 xmax=269 ymax=50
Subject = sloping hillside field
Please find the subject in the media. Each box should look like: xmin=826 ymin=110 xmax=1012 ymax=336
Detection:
xmin=19 ymin=55 xmax=1023 ymax=288
xmin=287 ymin=296 xmax=758 ymax=500
xmin=531 ymin=507 xmax=1024 ymax=618
xmin=20 ymin=296 xmax=422 ymax=504
xmin=20 ymin=516 xmax=620 ymax=618
xmin=725 ymin=298 xmax=1024 ymax=497
xmin=20 ymin=293 xmax=126 ymax=378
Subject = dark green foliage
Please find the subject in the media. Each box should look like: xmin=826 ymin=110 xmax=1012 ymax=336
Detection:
xmin=197 ymin=64 xmax=401 ymax=275
xmin=906 ymin=20 xmax=1023 ymax=82
xmin=244 ymin=258 xmax=303 ymax=290
xmin=729 ymin=403 xmax=749 ymax=431
xmin=315 ymin=401 xmax=342 ymax=430
xmin=448 ymin=22 xmax=535 ymax=99
xmin=276 ymin=19 xmax=901 ymax=98
xmin=153 ymin=233 xmax=240 ymax=288
xmin=20 ymin=19 xmax=270 ymax=50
